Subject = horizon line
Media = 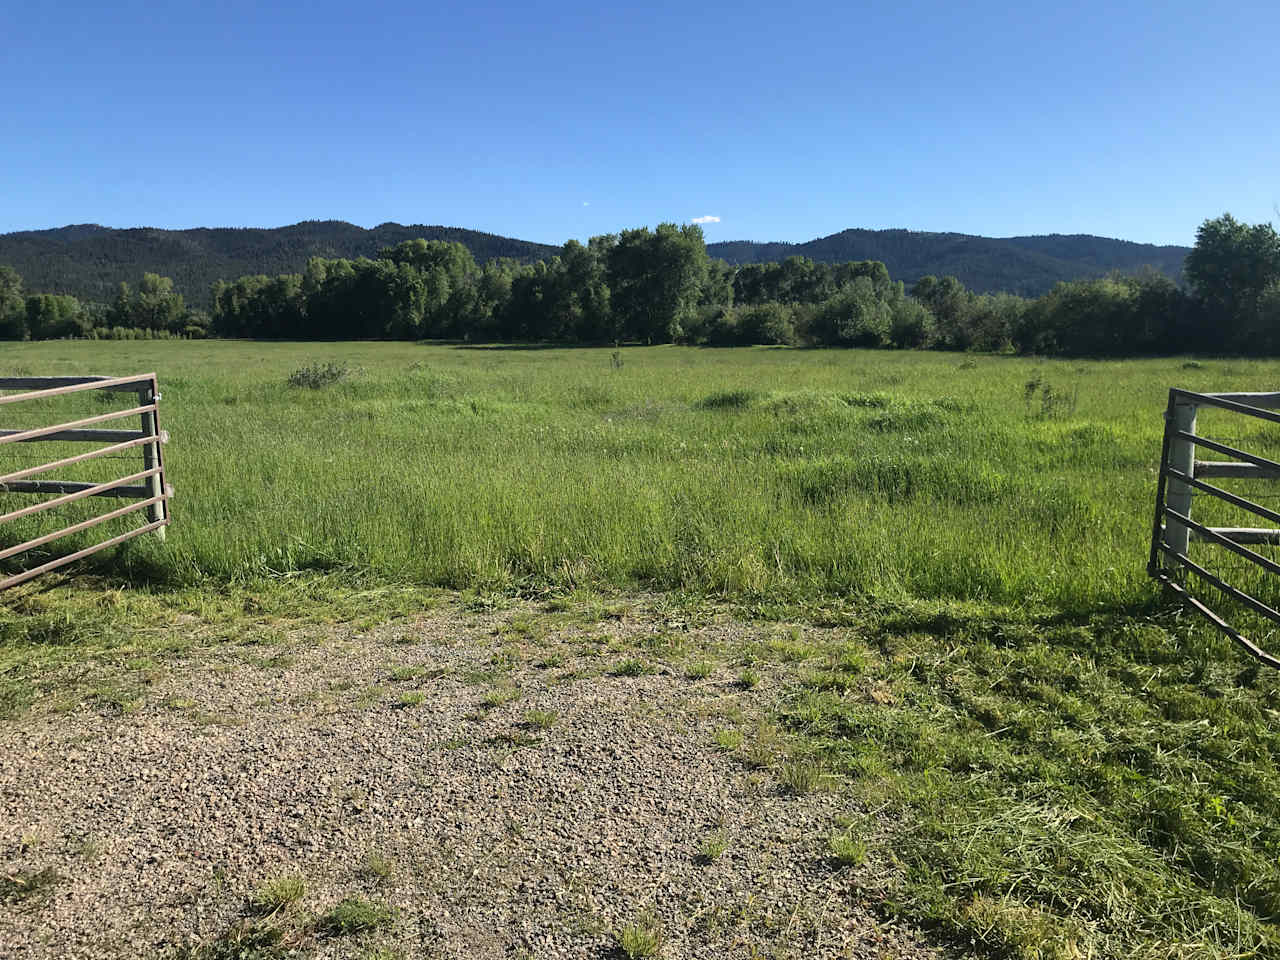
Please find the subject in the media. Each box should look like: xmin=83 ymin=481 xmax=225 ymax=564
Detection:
xmin=0 ymin=219 xmax=1196 ymax=249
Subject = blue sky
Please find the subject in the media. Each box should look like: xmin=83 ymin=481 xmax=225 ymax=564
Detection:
xmin=2 ymin=0 xmax=1276 ymax=246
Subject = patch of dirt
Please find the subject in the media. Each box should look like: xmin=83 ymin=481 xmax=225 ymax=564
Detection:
xmin=0 ymin=600 xmax=945 ymax=959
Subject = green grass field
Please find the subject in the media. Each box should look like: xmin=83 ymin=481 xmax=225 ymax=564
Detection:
xmin=5 ymin=340 xmax=1280 ymax=958
xmin=6 ymin=340 xmax=1278 ymax=609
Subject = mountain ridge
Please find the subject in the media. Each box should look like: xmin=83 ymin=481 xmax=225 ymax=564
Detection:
xmin=0 ymin=220 xmax=1190 ymax=307
xmin=709 ymin=228 xmax=1188 ymax=296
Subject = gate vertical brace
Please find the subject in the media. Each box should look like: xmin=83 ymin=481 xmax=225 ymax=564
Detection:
xmin=1164 ymin=392 xmax=1198 ymax=564
xmin=1149 ymin=392 xmax=1176 ymax=577
xmin=137 ymin=378 xmax=167 ymax=540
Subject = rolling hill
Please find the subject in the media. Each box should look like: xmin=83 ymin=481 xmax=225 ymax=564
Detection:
xmin=0 ymin=221 xmax=1190 ymax=306
xmin=708 ymin=229 xmax=1189 ymax=296
xmin=0 ymin=221 xmax=559 ymax=308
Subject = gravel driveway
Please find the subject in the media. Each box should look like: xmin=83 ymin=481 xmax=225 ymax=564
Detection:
xmin=0 ymin=601 xmax=946 ymax=959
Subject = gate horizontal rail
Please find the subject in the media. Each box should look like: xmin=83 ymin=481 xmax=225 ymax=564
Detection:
xmin=0 ymin=374 xmax=171 ymax=591
xmin=1150 ymin=388 xmax=1280 ymax=668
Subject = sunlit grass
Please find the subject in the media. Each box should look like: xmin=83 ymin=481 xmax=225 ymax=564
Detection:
xmin=7 ymin=342 xmax=1275 ymax=613
xmin=781 ymin=597 xmax=1280 ymax=958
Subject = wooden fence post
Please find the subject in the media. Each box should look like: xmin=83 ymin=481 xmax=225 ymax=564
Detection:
xmin=138 ymin=380 xmax=166 ymax=541
xmin=1165 ymin=398 xmax=1198 ymax=559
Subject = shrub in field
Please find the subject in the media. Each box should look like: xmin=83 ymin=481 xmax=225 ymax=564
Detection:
xmin=286 ymin=362 xmax=351 ymax=389
xmin=1023 ymin=372 xmax=1078 ymax=419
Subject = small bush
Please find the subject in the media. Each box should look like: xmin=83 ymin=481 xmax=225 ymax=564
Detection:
xmin=481 ymin=685 xmax=522 ymax=708
xmin=567 ymin=383 xmax=614 ymax=409
xmin=840 ymin=391 xmax=891 ymax=408
xmin=177 ymin=921 xmax=287 ymax=960
xmin=287 ymin=362 xmax=351 ymax=389
xmin=781 ymin=455 xmax=1009 ymax=507
xmin=742 ymin=723 xmax=784 ymax=768
xmin=1023 ymin=372 xmax=1078 ymax=419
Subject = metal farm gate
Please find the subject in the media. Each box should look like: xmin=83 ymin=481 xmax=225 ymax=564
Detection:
xmin=1150 ymin=389 xmax=1280 ymax=668
xmin=0 ymin=375 xmax=171 ymax=591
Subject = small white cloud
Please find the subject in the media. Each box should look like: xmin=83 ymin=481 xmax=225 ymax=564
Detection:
xmin=691 ymin=215 xmax=720 ymax=224
xmin=582 ymin=201 xmax=590 ymax=207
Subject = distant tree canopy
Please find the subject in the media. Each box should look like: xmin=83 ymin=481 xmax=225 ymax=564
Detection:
xmin=1184 ymin=214 xmax=1280 ymax=351
xmin=0 ymin=221 xmax=1189 ymax=306
xmin=1 ymin=213 xmax=1276 ymax=356
xmin=0 ymin=266 xmax=24 ymax=339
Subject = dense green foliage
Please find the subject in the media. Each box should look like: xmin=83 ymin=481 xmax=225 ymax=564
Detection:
xmin=207 ymin=226 xmax=709 ymax=343
xmin=0 ymin=266 xmax=200 ymax=340
xmin=198 ymin=213 xmax=1280 ymax=354
xmin=2 ymin=214 xmax=1276 ymax=355
xmin=0 ymin=221 xmax=1187 ymax=307
xmin=1184 ymin=214 xmax=1280 ymax=352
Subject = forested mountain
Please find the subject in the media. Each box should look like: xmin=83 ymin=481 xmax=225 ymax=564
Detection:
xmin=4 ymin=215 xmax=1275 ymax=357
xmin=0 ymin=221 xmax=559 ymax=307
xmin=0 ymin=221 xmax=1188 ymax=306
xmin=708 ymin=229 xmax=1190 ymax=296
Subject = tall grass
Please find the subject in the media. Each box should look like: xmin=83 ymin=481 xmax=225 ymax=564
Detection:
xmin=2 ymin=342 xmax=1278 ymax=614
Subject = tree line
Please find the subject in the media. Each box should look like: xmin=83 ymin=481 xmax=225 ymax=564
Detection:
xmin=2 ymin=214 xmax=1278 ymax=356
xmin=0 ymin=268 xmax=201 ymax=341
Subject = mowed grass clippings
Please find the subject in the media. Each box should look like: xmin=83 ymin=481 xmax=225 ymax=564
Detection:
xmin=779 ymin=598 xmax=1280 ymax=959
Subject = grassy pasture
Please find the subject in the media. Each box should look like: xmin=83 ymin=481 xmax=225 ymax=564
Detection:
xmin=5 ymin=340 xmax=1280 ymax=958
xmin=5 ymin=339 xmax=1278 ymax=613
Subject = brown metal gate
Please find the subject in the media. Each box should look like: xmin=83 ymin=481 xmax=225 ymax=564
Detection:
xmin=1149 ymin=388 xmax=1280 ymax=668
xmin=0 ymin=374 xmax=171 ymax=590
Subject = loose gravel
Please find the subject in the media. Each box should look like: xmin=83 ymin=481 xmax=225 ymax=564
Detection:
xmin=0 ymin=600 xmax=949 ymax=959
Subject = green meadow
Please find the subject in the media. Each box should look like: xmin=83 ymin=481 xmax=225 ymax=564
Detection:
xmin=6 ymin=340 xmax=1280 ymax=959
xmin=5 ymin=340 xmax=1277 ymax=610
